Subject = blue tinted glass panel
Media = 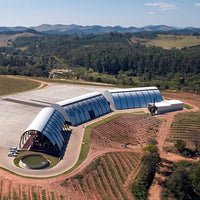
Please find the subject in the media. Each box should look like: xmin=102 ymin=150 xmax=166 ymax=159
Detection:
xmin=112 ymin=93 xmax=122 ymax=110
xmin=45 ymin=128 xmax=61 ymax=150
xmin=45 ymin=125 xmax=61 ymax=147
xmin=136 ymin=91 xmax=146 ymax=107
xmin=119 ymin=93 xmax=128 ymax=109
xmin=88 ymin=99 xmax=99 ymax=117
xmin=154 ymin=90 xmax=163 ymax=102
xmin=76 ymin=103 xmax=87 ymax=123
xmin=130 ymin=92 xmax=139 ymax=108
xmin=67 ymin=105 xmax=79 ymax=125
xmin=102 ymin=98 xmax=111 ymax=112
xmin=52 ymin=116 xmax=63 ymax=130
xmin=49 ymin=124 xmax=63 ymax=146
xmin=95 ymin=100 xmax=103 ymax=116
xmin=99 ymin=98 xmax=107 ymax=114
xmin=84 ymin=100 xmax=92 ymax=113
xmin=142 ymin=91 xmax=151 ymax=105
xmin=73 ymin=106 xmax=82 ymax=125
xmin=96 ymin=96 xmax=105 ymax=114
xmin=148 ymin=90 xmax=156 ymax=103
xmin=79 ymin=101 xmax=90 ymax=121
xmin=95 ymin=97 xmax=104 ymax=115
xmin=65 ymin=105 xmax=77 ymax=126
xmin=55 ymin=110 xmax=65 ymax=121
xmin=125 ymin=92 xmax=134 ymax=109
xmin=43 ymin=129 xmax=56 ymax=146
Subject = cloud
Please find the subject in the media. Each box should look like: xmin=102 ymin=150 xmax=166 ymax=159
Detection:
xmin=144 ymin=2 xmax=177 ymax=10
xmin=148 ymin=11 xmax=155 ymax=15
xmin=194 ymin=3 xmax=200 ymax=7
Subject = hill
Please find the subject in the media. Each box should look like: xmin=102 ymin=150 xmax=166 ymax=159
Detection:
xmin=0 ymin=24 xmax=200 ymax=35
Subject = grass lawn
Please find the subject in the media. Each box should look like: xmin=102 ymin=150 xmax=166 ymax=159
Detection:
xmin=0 ymin=76 xmax=40 ymax=96
xmin=132 ymin=34 xmax=200 ymax=50
xmin=14 ymin=151 xmax=59 ymax=169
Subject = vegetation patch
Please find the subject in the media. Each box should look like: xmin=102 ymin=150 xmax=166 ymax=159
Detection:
xmin=14 ymin=150 xmax=59 ymax=169
xmin=184 ymin=103 xmax=194 ymax=109
xmin=132 ymin=145 xmax=160 ymax=200
xmin=139 ymin=34 xmax=200 ymax=49
xmin=0 ymin=76 xmax=40 ymax=96
xmin=162 ymin=160 xmax=200 ymax=199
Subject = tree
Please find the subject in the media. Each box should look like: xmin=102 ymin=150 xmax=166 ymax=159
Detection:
xmin=191 ymin=164 xmax=200 ymax=195
xmin=167 ymin=167 xmax=193 ymax=199
xmin=174 ymin=140 xmax=186 ymax=153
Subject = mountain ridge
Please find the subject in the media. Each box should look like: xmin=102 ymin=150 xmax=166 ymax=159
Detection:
xmin=0 ymin=24 xmax=200 ymax=34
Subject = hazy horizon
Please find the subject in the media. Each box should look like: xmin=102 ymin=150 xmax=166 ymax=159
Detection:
xmin=0 ymin=0 xmax=199 ymax=28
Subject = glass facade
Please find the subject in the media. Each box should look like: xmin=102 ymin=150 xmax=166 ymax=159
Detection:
xmin=63 ymin=94 xmax=111 ymax=126
xmin=41 ymin=110 xmax=65 ymax=150
xmin=112 ymin=88 xmax=163 ymax=110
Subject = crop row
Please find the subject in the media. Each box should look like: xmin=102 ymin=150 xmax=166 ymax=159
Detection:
xmin=92 ymin=114 xmax=161 ymax=148
xmin=61 ymin=151 xmax=142 ymax=200
xmin=167 ymin=111 xmax=200 ymax=149
xmin=0 ymin=178 xmax=61 ymax=200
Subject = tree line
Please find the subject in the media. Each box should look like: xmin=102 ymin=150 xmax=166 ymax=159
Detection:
xmin=0 ymin=31 xmax=199 ymax=93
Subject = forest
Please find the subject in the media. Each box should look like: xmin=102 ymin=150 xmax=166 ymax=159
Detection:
xmin=0 ymin=30 xmax=199 ymax=93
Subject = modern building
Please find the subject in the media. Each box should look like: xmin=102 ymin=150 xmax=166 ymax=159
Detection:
xmin=104 ymin=86 xmax=163 ymax=110
xmin=53 ymin=92 xmax=111 ymax=126
xmin=148 ymin=100 xmax=184 ymax=114
xmin=20 ymin=107 xmax=66 ymax=155
xmin=19 ymin=86 xmax=183 ymax=156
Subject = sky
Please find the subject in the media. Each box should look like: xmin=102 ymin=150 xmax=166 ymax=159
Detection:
xmin=0 ymin=0 xmax=199 ymax=28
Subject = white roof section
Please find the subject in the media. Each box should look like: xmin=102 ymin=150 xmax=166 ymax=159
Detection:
xmin=165 ymin=100 xmax=184 ymax=105
xmin=149 ymin=101 xmax=171 ymax=108
xmin=56 ymin=92 xmax=102 ymax=107
xmin=25 ymin=107 xmax=55 ymax=132
xmin=105 ymin=86 xmax=158 ymax=93
xmin=149 ymin=100 xmax=184 ymax=108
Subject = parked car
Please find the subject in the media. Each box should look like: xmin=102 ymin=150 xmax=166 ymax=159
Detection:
xmin=10 ymin=147 xmax=20 ymax=153
xmin=8 ymin=152 xmax=17 ymax=157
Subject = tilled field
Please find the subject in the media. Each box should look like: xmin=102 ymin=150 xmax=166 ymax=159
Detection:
xmin=60 ymin=151 xmax=142 ymax=200
xmin=91 ymin=114 xmax=161 ymax=151
xmin=0 ymin=178 xmax=60 ymax=200
xmin=165 ymin=111 xmax=200 ymax=151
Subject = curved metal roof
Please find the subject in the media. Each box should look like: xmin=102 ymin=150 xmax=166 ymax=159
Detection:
xmin=56 ymin=92 xmax=101 ymax=107
xmin=105 ymin=86 xmax=158 ymax=93
xmin=23 ymin=107 xmax=65 ymax=150
xmin=25 ymin=107 xmax=55 ymax=132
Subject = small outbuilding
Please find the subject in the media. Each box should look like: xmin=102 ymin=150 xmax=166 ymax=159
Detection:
xmin=148 ymin=100 xmax=184 ymax=115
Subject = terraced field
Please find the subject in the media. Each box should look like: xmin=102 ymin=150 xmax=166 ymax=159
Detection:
xmin=61 ymin=151 xmax=142 ymax=200
xmin=91 ymin=114 xmax=161 ymax=151
xmin=165 ymin=111 xmax=200 ymax=151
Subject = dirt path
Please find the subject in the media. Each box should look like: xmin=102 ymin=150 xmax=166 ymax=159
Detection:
xmin=6 ymin=75 xmax=51 ymax=92
xmin=148 ymin=95 xmax=200 ymax=200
